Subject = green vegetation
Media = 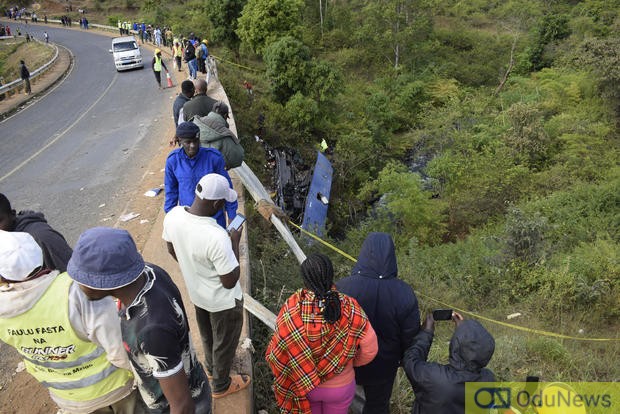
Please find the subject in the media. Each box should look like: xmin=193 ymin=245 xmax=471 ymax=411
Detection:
xmin=0 ymin=39 xmax=54 ymax=83
xmin=211 ymin=0 xmax=620 ymax=411
xmin=30 ymin=0 xmax=617 ymax=411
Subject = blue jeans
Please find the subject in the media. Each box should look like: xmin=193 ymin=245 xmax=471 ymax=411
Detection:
xmin=188 ymin=59 xmax=197 ymax=79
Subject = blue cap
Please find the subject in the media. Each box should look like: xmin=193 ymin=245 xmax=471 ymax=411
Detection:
xmin=176 ymin=122 xmax=200 ymax=139
xmin=67 ymin=227 xmax=145 ymax=290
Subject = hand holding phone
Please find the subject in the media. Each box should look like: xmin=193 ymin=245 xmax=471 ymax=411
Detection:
xmin=226 ymin=213 xmax=246 ymax=233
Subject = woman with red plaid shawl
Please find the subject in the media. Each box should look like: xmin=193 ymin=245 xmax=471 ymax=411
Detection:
xmin=265 ymin=253 xmax=378 ymax=414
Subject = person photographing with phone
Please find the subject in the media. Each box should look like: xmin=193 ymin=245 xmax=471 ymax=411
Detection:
xmin=402 ymin=310 xmax=495 ymax=414
xmin=162 ymin=173 xmax=251 ymax=399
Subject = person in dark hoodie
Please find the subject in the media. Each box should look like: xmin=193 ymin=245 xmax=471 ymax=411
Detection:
xmin=336 ymin=232 xmax=420 ymax=414
xmin=402 ymin=312 xmax=495 ymax=414
xmin=173 ymin=80 xmax=195 ymax=127
xmin=0 ymin=193 xmax=72 ymax=272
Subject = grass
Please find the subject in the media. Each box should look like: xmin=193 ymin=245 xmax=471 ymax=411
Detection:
xmin=0 ymin=39 xmax=54 ymax=83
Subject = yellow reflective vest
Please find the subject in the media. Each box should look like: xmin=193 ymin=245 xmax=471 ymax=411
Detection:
xmin=0 ymin=273 xmax=133 ymax=402
xmin=154 ymin=55 xmax=162 ymax=72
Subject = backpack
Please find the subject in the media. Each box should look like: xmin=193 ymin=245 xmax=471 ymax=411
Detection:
xmin=184 ymin=43 xmax=195 ymax=62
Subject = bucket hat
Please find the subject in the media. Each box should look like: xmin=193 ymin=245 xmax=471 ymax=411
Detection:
xmin=67 ymin=227 xmax=145 ymax=290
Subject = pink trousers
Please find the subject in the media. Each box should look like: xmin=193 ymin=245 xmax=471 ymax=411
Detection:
xmin=307 ymin=381 xmax=356 ymax=414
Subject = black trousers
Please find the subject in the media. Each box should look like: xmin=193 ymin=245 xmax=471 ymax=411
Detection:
xmin=362 ymin=376 xmax=396 ymax=414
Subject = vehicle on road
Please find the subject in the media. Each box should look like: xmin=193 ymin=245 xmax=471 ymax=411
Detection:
xmin=109 ymin=36 xmax=143 ymax=71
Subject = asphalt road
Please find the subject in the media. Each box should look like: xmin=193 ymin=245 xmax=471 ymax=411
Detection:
xmin=0 ymin=23 xmax=174 ymax=244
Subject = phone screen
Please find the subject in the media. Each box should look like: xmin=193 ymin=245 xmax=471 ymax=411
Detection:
xmin=432 ymin=309 xmax=453 ymax=320
xmin=226 ymin=213 xmax=246 ymax=232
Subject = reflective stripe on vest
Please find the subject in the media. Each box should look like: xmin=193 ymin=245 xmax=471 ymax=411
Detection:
xmin=41 ymin=364 xmax=118 ymax=390
xmin=23 ymin=346 xmax=105 ymax=369
xmin=154 ymin=55 xmax=162 ymax=72
xmin=0 ymin=273 xmax=133 ymax=402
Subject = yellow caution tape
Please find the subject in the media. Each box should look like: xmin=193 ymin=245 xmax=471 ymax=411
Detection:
xmin=210 ymin=54 xmax=260 ymax=72
xmin=287 ymin=220 xmax=620 ymax=342
xmin=288 ymin=221 xmax=358 ymax=262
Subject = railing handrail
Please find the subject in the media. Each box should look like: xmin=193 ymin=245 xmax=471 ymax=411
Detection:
xmin=0 ymin=38 xmax=58 ymax=95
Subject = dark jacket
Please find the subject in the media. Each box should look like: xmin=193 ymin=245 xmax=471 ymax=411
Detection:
xmin=182 ymin=94 xmax=217 ymax=123
xmin=194 ymin=112 xmax=244 ymax=169
xmin=403 ymin=320 xmax=496 ymax=414
xmin=20 ymin=63 xmax=30 ymax=80
xmin=13 ymin=211 xmax=72 ymax=272
xmin=336 ymin=232 xmax=420 ymax=385
xmin=172 ymin=93 xmax=191 ymax=126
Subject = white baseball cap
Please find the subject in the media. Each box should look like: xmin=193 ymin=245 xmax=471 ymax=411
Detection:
xmin=0 ymin=231 xmax=43 ymax=281
xmin=195 ymin=174 xmax=237 ymax=202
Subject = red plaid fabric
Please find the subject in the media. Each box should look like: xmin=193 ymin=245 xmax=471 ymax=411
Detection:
xmin=265 ymin=288 xmax=369 ymax=413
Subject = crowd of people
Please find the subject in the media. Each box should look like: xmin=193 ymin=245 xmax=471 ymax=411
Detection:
xmin=0 ymin=184 xmax=497 ymax=414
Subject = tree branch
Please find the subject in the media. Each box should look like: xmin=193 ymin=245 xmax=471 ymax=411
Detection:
xmin=494 ymin=35 xmax=518 ymax=96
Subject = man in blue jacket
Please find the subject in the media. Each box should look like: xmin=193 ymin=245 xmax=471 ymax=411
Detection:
xmin=164 ymin=122 xmax=237 ymax=228
xmin=337 ymin=232 xmax=420 ymax=414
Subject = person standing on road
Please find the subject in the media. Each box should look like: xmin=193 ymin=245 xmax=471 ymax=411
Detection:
xmin=67 ymin=227 xmax=212 ymax=414
xmin=0 ymin=231 xmax=139 ymax=414
xmin=0 ymin=193 xmax=72 ymax=272
xmin=19 ymin=59 xmax=30 ymax=95
xmin=183 ymin=39 xmax=197 ymax=80
xmin=337 ymin=232 xmax=420 ymax=414
xmin=172 ymin=40 xmax=183 ymax=72
xmin=151 ymin=49 xmax=168 ymax=89
xmin=182 ymin=79 xmax=216 ymax=122
xmin=43 ymin=31 xmax=48 ymax=43
xmin=173 ymin=80 xmax=195 ymax=128
xmin=164 ymin=122 xmax=237 ymax=229
xmin=163 ymin=173 xmax=251 ymax=399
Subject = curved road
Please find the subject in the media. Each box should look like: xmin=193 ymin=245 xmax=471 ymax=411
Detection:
xmin=0 ymin=23 xmax=174 ymax=244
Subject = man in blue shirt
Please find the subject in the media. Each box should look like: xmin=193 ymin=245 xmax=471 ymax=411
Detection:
xmin=164 ymin=122 xmax=237 ymax=228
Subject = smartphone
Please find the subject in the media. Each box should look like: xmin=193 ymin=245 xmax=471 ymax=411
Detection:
xmin=226 ymin=213 xmax=246 ymax=232
xmin=432 ymin=309 xmax=454 ymax=321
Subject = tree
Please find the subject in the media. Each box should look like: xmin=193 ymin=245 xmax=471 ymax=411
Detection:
xmin=354 ymin=0 xmax=433 ymax=69
xmin=359 ymin=162 xmax=445 ymax=245
xmin=237 ymin=0 xmax=304 ymax=54
xmin=205 ymin=0 xmax=246 ymax=50
xmin=263 ymin=36 xmax=311 ymax=103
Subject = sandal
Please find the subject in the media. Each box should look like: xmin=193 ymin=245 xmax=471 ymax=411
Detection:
xmin=212 ymin=374 xmax=251 ymax=399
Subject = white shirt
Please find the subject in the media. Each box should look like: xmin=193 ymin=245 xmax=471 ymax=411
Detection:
xmin=162 ymin=206 xmax=242 ymax=312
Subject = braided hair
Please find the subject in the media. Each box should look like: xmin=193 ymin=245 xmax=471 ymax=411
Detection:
xmin=300 ymin=253 xmax=341 ymax=324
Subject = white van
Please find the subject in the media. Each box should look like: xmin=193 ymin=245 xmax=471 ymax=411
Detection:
xmin=109 ymin=36 xmax=143 ymax=71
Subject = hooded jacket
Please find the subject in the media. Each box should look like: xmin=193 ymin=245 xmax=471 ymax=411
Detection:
xmin=403 ymin=320 xmax=496 ymax=414
xmin=0 ymin=271 xmax=133 ymax=412
xmin=13 ymin=211 xmax=72 ymax=272
xmin=194 ymin=112 xmax=244 ymax=169
xmin=336 ymin=232 xmax=420 ymax=384
xmin=173 ymin=93 xmax=191 ymax=126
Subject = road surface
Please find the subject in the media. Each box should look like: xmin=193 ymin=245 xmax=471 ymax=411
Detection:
xmin=0 ymin=22 xmax=176 ymax=412
xmin=0 ymin=22 xmax=173 ymax=244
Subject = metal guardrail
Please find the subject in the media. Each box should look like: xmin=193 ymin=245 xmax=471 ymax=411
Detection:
xmin=0 ymin=38 xmax=59 ymax=95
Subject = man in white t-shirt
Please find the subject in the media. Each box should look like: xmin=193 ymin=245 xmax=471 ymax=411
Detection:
xmin=162 ymin=173 xmax=251 ymax=399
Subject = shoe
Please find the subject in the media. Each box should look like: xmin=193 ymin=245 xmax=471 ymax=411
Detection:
xmin=212 ymin=374 xmax=251 ymax=399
